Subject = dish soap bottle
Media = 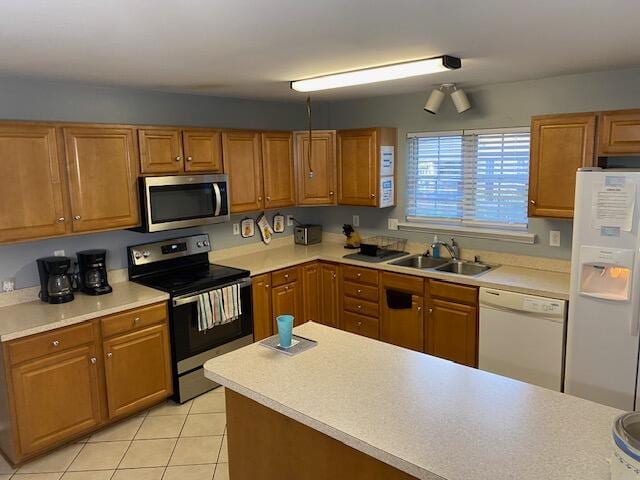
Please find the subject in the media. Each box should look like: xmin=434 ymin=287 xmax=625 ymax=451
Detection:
xmin=432 ymin=235 xmax=440 ymax=258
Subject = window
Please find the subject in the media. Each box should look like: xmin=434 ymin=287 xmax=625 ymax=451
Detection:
xmin=406 ymin=127 xmax=530 ymax=230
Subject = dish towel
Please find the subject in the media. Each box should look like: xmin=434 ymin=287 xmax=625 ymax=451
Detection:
xmin=197 ymin=284 xmax=243 ymax=331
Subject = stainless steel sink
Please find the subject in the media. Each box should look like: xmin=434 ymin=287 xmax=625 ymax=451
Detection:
xmin=390 ymin=254 xmax=449 ymax=269
xmin=434 ymin=261 xmax=492 ymax=276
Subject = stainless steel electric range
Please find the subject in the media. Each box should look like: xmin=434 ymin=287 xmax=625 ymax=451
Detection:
xmin=128 ymin=233 xmax=252 ymax=403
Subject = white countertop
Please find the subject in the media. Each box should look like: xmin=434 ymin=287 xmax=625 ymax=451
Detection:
xmin=204 ymin=322 xmax=621 ymax=480
xmin=213 ymin=242 xmax=570 ymax=300
xmin=0 ymin=281 xmax=169 ymax=342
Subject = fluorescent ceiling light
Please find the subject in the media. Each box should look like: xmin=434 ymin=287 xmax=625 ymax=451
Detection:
xmin=290 ymin=55 xmax=461 ymax=92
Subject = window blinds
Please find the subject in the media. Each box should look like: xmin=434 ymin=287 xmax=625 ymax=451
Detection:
xmin=406 ymin=127 xmax=530 ymax=229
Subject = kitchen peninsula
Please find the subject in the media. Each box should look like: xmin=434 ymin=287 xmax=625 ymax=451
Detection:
xmin=204 ymin=322 xmax=621 ymax=480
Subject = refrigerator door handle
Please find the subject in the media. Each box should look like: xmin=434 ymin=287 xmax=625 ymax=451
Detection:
xmin=629 ymin=249 xmax=640 ymax=337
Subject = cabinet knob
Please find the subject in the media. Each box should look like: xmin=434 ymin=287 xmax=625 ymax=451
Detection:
xmin=57 ymin=217 xmax=65 ymax=223
xmin=258 ymin=196 xmax=263 ymax=202
xmin=428 ymin=308 xmax=433 ymax=314
xmin=74 ymin=215 xmax=81 ymax=220
xmin=417 ymin=306 xmax=422 ymax=312
xmin=357 ymin=305 xmax=362 ymax=310
xmin=530 ymin=199 xmax=536 ymax=205
xmin=332 ymin=273 xmax=336 ymax=279
xmin=356 ymin=273 xmax=362 ymax=278
xmin=266 ymin=196 xmax=271 ymax=202
xmin=357 ymin=321 xmax=362 ymax=327
xmin=133 ymin=317 xmax=140 ymax=324
xmin=90 ymin=357 xmax=97 ymax=364
xmin=186 ymin=156 xmax=193 ymax=162
xmin=357 ymin=289 xmax=362 ymax=294
xmin=265 ymin=284 xmax=270 ymax=288
xmin=107 ymin=352 xmax=113 ymax=358
xmin=52 ymin=340 xmax=60 ymax=347
xmin=175 ymin=156 xmax=182 ymax=162
xmin=329 ymin=191 xmax=334 ymax=196
xmin=284 ymin=285 xmax=289 ymax=291
xmin=284 ymin=274 xmax=289 ymax=279
xmin=370 ymin=193 xmax=376 ymax=199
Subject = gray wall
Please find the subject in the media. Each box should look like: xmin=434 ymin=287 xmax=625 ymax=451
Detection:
xmin=0 ymin=76 xmax=322 ymax=288
xmin=322 ymin=67 xmax=640 ymax=259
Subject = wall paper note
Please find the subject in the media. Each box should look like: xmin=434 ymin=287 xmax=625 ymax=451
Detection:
xmin=380 ymin=146 xmax=394 ymax=176
xmin=379 ymin=176 xmax=394 ymax=208
xmin=591 ymin=176 xmax=635 ymax=232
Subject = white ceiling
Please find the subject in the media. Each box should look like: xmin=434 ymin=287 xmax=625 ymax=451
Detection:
xmin=1 ymin=0 xmax=639 ymax=101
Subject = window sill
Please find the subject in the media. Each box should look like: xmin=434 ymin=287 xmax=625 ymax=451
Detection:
xmin=397 ymin=222 xmax=536 ymax=244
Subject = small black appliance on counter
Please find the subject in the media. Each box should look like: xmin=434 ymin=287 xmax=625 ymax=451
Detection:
xmin=36 ymin=256 xmax=75 ymax=304
xmin=77 ymin=249 xmax=112 ymax=295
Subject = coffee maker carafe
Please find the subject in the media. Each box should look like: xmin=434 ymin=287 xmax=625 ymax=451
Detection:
xmin=77 ymin=249 xmax=112 ymax=295
xmin=37 ymin=257 xmax=74 ymax=304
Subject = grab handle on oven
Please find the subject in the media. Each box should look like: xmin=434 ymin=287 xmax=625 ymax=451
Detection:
xmin=172 ymin=277 xmax=252 ymax=307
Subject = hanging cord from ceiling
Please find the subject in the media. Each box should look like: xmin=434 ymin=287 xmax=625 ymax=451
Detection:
xmin=307 ymin=95 xmax=315 ymax=178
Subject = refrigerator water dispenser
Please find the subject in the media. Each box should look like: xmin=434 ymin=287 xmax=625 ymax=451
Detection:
xmin=579 ymin=246 xmax=634 ymax=301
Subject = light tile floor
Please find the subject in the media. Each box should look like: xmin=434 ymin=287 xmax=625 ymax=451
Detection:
xmin=0 ymin=387 xmax=229 ymax=480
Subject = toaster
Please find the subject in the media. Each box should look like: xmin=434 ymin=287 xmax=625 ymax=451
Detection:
xmin=294 ymin=224 xmax=322 ymax=245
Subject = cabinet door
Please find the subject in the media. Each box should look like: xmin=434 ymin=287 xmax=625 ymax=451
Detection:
xmin=252 ymin=273 xmax=273 ymax=342
xmin=529 ymin=114 xmax=596 ymax=218
xmin=63 ymin=127 xmax=140 ymax=232
xmin=223 ymin=131 xmax=263 ymax=213
xmin=103 ymin=323 xmax=172 ymax=419
xmin=11 ymin=345 xmax=102 ymax=455
xmin=426 ymin=299 xmax=478 ymax=367
xmin=380 ymin=295 xmax=424 ymax=352
xmin=294 ymin=130 xmax=336 ymax=205
xmin=262 ymin=132 xmax=295 ymax=209
xmin=183 ymin=129 xmax=223 ymax=172
xmin=0 ymin=124 xmax=69 ymax=243
xmin=271 ymin=280 xmax=303 ymax=331
xmin=319 ymin=263 xmax=339 ymax=328
xmin=302 ymin=263 xmax=320 ymax=323
xmin=138 ymin=128 xmax=183 ymax=174
xmin=598 ymin=110 xmax=640 ymax=155
xmin=337 ymin=129 xmax=377 ymax=206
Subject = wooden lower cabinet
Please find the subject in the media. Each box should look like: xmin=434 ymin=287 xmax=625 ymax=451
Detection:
xmin=379 ymin=272 xmax=424 ymax=352
xmin=10 ymin=344 xmax=102 ymax=456
xmin=103 ymin=323 xmax=172 ymax=419
xmin=302 ymin=263 xmax=321 ymax=323
xmin=252 ymin=273 xmax=273 ymax=342
xmin=0 ymin=302 xmax=171 ymax=464
xmin=318 ymin=263 xmax=339 ymax=328
xmin=271 ymin=277 xmax=304 ymax=330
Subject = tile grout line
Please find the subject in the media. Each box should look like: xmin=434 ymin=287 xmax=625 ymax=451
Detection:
xmin=105 ymin=410 xmax=149 ymax=478
xmin=160 ymin=400 xmax=193 ymax=479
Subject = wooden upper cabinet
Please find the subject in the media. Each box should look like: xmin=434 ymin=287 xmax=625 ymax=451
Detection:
xmin=529 ymin=113 xmax=596 ymax=218
xmin=0 ymin=124 xmax=70 ymax=243
xmin=337 ymin=127 xmax=396 ymax=207
xmin=183 ymin=129 xmax=223 ymax=172
xmin=598 ymin=110 xmax=640 ymax=156
xmin=63 ymin=127 xmax=140 ymax=232
xmin=138 ymin=128 xmax=183 ymax=174
xmin=252 ymin=273 xmax=273 ymax=342
xmin=223 ymin=130 xmax=264 ymax=213
xmin=262 ymin=132 xmax=295 ymax=209
xmin=294 ymin=130 xmax=336 ymax=205
xmin=11 ymin=344 xmax=102 ymax=455
xmin=102 ymin=323 xmax=172 ymax=419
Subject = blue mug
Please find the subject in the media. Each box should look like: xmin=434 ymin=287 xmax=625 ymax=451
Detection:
xmin=276 ymin=315 xmax=294 ymax=348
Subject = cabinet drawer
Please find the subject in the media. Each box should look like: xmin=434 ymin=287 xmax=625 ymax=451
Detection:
xmin=342 ymin=312 xmax=379 ymax=339
xmin=101 ymin=302 xmax=167 ymax=338
xmin=8 ymin=321 xmax=94 ymax=365
xmin=343 ymin=281 xmax=379 ymax=303
xmin=429 ymin=280 xmax=478 ymax=305
xmin=271 ymin=267 xmax=299 ymax=287
xmin=342 ymin=266 xmax=378 ymax=286
xmin=343 ymin=296 xmax=379 ymax=318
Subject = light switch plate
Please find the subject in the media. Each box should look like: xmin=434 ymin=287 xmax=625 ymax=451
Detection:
xmin=53 ymin=250 xmax=65 ymax=257
xmin=352 ymin=215 xmax=360 ymax=227
xmin=287 ymin=215 xmax=294 ymax=227
xmin=549 ymin=230 xmax=561 ymax=247
xmin=232 ymin=223 xmax=240 ymax=236
xmin=388 ymin=218 xmax=399 ymax=230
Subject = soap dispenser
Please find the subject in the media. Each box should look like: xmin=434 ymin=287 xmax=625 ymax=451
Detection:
xmin=432 ymin=235 xmax=440 ymax=258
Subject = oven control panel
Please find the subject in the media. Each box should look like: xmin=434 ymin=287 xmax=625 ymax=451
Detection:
xmin=129 ymin=234 xmax=211 ymax=266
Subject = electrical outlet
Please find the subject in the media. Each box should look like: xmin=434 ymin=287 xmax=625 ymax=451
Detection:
xmin=232 ymin=223 xmax=240 ymax=236
xmin=53 ymin=249 xmax=65 ymax=257
xmin=287 ymin=215 xmax=294 ymax=227
xmin=388 ymin=218 xmax=399 ymax=230
xmin=2 ymin=278 xmax=15 ymax=293
xmin=549 ymin=230 xmax=561 ymax=247
xmin=352 ymin=215 xmax=360 ymax=227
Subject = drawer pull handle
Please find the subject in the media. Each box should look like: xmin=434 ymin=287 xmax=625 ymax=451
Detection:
xmin=357 ymin=305 xmax=362 ymax=310
xmin=107 ymin=352 xmax=113 ymax=358
xmin=356 ymin=273 xmax=362 ymax=278
xmin=52 ymin=340 xmax=60 ymax=347
xmin=90 ymin=357 xmax=97 ymax=364
xmin=284 ymin=285 xmax=289 ymax=291
xmin=357 ymin=321 xmax=362 ymax=326
xmin=57 ymin=217 xmax=65 ymax=223
xmin=74 ymin=215 xmax=81 ymax=220
xmin=284 ymin=274 xmax=289 ymax=279
xmin=357 ymin=289 xmax=362 ymax=294
xmin=133 ymin=317 xmax=140 ymax=324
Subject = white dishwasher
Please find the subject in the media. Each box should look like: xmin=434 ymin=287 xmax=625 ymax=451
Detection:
xmin=478 ymin=288 xmax=567 ymax=391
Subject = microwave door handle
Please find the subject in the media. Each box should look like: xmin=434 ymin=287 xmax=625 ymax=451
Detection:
xmin=213 ymin=183 xmax=222 ymax=216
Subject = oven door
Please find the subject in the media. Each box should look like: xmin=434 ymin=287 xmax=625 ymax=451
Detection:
xmin=141 ymin=174 xmax=230 ymax=232
xmin=170 ymin=278 xmax=253 ymax=365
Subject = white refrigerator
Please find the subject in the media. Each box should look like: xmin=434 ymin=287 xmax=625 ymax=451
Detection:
xmin=565 ymin=169 xmax=640 ymax=410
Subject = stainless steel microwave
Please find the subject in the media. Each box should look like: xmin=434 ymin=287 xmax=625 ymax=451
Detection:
xmin=135 ymin=174 xmax=230 ymax=232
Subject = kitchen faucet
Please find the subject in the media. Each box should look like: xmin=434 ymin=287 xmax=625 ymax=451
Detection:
xmin=431 ymin=237 xmax=460 ymax=261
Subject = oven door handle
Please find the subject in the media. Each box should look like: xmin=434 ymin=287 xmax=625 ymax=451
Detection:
xmin=213 ymin=183 xmax=222 ymax=217
xmin=172 ymin=278 xmax=252 ymax=307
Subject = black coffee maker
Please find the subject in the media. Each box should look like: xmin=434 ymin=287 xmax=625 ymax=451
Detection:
xmin=37 ymin=256 xmax=75 ymax=304
xmin=77 ymin=249 xmax=112 ymax=295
